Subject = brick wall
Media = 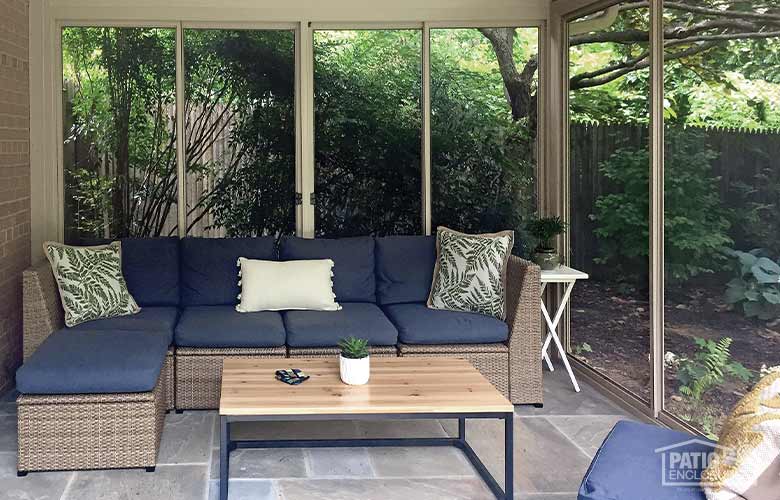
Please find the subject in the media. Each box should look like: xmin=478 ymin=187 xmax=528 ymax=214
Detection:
xmin=0 ymin=0 xmax=30 ymax=393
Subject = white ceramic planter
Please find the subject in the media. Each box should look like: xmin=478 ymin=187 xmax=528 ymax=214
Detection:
xmin=339 ymin=354 xmax=370 ymax=385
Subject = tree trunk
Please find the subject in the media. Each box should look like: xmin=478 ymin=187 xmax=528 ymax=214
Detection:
xmin=479 ymin=28 xmax=538 ymax=127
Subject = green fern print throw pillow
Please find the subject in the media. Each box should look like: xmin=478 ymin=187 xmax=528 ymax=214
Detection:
xmin=427 ymin=227 xmax=514 ymax=320
xmin=44 ymin=241 xmax=140 ymax=327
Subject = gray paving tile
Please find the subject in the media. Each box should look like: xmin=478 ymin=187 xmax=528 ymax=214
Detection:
xmin=306 ymin=447 xmax=374 ymax=477
xmin=0 ymin=389 xmax=18 ymax=403
xmin=0 ymin=415 xmax=17 ymax=452
xmin=158 ymin=411 xmax=214 ymax=464
xmin=515 ymin=370 xmax=628 ymax=416
xmin=0 ymin=401 xmax=16 ymax=416
xmin=229 ymin=449 xmax=307 ymax=479
xmin=207 ymin=479 xmax=278 ymax=500
xmin=546 ymin=415 xmax=629 ymax=457
xmin=277 ymin=478 xmax=494 ymax=500
xmin=0 ymin=453 xmax=72 ymax=500
xmin=369 ymin=446 xmax=475 ymax=478
xmin=355 ymin=419 xmax=449 ymax=439
xmin=64 ymin=465 xmax=207 ymax=500
xmin=228 ymin=420 xmax=360 ymax=444
xmin=519 ymin=494 xmax=578 ymax=500
xmin=459 ymin=416 xmax=590 ymax=494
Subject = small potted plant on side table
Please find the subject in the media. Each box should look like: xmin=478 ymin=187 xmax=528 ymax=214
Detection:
xmin=338 ymin=336 xmax=370 ymax=385
xmin=527 ymin=215 xmax=567 ymax=270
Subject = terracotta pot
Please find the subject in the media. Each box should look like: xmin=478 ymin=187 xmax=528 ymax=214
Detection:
xmin=533 ymin=249 xmax=560 ymax=270
xmin=339 ymin=354 xmax=370 ymax=385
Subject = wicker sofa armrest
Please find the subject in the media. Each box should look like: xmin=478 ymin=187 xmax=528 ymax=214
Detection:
xmin=23 ymin=259 xmax=64 ymax=361
xmin=505 ymin=255 xmax=542 ymax=404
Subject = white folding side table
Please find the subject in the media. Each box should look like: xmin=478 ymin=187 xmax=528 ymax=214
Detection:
xmin=540 ymin=265 xmax=589 ymax=392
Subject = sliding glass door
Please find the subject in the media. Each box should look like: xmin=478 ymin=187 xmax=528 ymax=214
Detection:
xmin=566 ymin=4 xmax=652 ymax=405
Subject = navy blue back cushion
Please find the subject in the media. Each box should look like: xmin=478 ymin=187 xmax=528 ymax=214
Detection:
xmin=280 ymin=236 xmax=376 ymax=302
xmin=120 ymin=237 xmax=180 ymax=306
xmin=375 ymin=236 xmax=435 ymax=305
xmin=181 ymin=237 xmax=277 ymax=306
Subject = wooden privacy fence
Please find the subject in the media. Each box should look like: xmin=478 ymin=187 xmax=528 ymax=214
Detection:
xmin=569 ymin=122 xmax=780 ymax=273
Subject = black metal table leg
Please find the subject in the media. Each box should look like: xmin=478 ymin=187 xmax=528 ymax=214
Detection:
xmin=458 ymin=417 xmax=466 ymax=442
xmin=220 ymin=416 xmax=229 ymax=500
xmin=504 ymin=412 xmax=514 ymax=499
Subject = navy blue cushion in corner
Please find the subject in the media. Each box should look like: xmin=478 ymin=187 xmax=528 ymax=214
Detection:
xmin=384 ymin=303 xmax=508 ymax=344
xmin=16 ymin=330 xmax=170 ymax=395
xmin=180 ymin=237 xmax=277 ymax=306
xmin=578 ymin=420 xmax=710 ymax=500
xmin=375 ymin=235 xmax=435 ymax=305
xmin=67 ymin=307 xmax=178 ymax=344
xmin=280 ymin=236 xmax=376 ymax=302
xmin=175 ymin=305 xmax=286 ymax=348
xmin=120 ymin=237 xmax=180 ymax=306
xmin=283 ymin=302 xmax=398 ymax=347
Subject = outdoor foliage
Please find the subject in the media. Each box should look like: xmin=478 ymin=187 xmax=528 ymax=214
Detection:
xmin=676 ymin=337 xmax=752 ymax=402
xmin=724 ymin=249 xmax=780 ymax=320
xmin=592 ymin=128 xmax=732 ymax=283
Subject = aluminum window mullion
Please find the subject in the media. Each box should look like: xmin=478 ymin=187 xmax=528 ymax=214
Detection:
xmin=175 ymin=23 xmax=187 ymax=238
xmin=421 ymin=23 xmax=432 ymax=235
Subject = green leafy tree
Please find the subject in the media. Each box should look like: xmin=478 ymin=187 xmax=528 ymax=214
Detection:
xmin=592 ymin=128 xmax=732 ymax=283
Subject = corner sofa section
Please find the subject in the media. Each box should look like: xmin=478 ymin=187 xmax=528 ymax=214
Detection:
xmin=18 ymin=234 xmax=541 ymax=472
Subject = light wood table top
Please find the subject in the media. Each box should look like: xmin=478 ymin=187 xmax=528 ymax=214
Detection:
xmin=220 ymin=357 xmax=514 ymax=416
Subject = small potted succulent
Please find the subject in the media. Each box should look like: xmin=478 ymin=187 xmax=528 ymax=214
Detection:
xmin=338 ymin=336 xmax=370 ymax=385
xmin=527 ymin=216 xmax=567 ymax=270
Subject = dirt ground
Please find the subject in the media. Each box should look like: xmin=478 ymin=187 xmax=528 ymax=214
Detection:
xmin=568 ymin=280 xmax=780 ymax=435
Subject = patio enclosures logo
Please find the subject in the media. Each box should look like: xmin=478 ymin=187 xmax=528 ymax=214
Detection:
xmin=655 ymin=439 xmax=736 ymax=488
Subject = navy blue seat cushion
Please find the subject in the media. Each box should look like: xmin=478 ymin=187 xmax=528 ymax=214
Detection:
xmin=180 ymin=237 xmax=277 ymax=306
xmin=66 ymin=307 xmax=178 ymax=343
xmin=283 ymin=302 xmax=398 ymax=347
xmin=383 ymin=303 xmax=508 ymax=344
xmin=280 ymin=236 xmax=376 ymax=303
xmin=578 ymin=421 xmax=710 ymax=500
xmin=16 ymin=330 xmax=170 ymax=394
xmin=120 ymin=237 xmax=180 ymax=306
xmin=175 ymin=305 xmax=286 ymax=348
xmin=375 ymin=235 xmax=436 ymax=305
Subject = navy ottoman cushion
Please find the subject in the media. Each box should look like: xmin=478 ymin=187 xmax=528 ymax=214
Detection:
xmin=280 ymin=236 xmax=376 ymax=302
xmin=120 ymin=237 xmax=180 ymax=306
xmin=283 ymin=302 xmax=398 ymax=347
xmin=175 ymin=305 xmax=286 ymax=348
xmin=383 ymin=303 xmax=508 ymax=344
xmin=578 ymin=420 xmax=710 ymax=500
xmin=16 ymin=330 xmax=170 ymax=394
xmin=375 ymin=235 xmax=436 ymax=305
xmin=67 ymin=306 xmax=178 ymax=343
xmin=181 ymin=237 xmax=277 ymax=306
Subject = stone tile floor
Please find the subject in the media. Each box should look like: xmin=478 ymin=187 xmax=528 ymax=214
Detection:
xmin=0 ymin=369 xmax=636 ymax=500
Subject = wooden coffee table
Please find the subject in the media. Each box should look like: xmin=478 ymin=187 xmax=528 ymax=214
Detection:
xmin=219 ymin=357 xmax=514 ymax=500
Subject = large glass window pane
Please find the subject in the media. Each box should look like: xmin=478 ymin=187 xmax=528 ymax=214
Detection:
xmin=430 ymin=27 xmax=539 ymax=254
xmin=184 ymin=29 xmax=296 ymax=237
xmin=663 ymin=3 xmax=780 ymax=437
xmin=62 ymin=27 xmax=177 ymax=243
xmin=567 ymin=5 xmax=651 ymax=403
xmin=313 ymin=30 xmax=422 ymax=237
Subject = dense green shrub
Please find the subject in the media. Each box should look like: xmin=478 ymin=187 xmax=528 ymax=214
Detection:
xmin=592 ymin=128 xmax=732 ymax=283
xmin=724 ymin=248 xmax=780 ymax=320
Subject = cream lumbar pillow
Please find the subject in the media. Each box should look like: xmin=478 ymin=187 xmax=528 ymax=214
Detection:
xmin=236 ymin=258 xmax=341 ymax=312
xmin=702 ymin=369 xmax=780 ymax=499
xmin=427 ymin=226 xmax=514 ymax=320
xmin=44 ymin=241 xmax=140 ymax=327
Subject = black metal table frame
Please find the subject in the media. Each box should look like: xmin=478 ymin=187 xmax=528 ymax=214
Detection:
xmin=219 ymin=411 xmax=513 ymax=500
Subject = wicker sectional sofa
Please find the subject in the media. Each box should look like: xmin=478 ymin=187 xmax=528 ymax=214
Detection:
xmin=17 ymin=235 xmax=541 ymax=474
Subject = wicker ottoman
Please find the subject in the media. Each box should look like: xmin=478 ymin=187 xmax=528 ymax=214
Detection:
xmin=16 ymin=372 xmax=166 ymax=474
